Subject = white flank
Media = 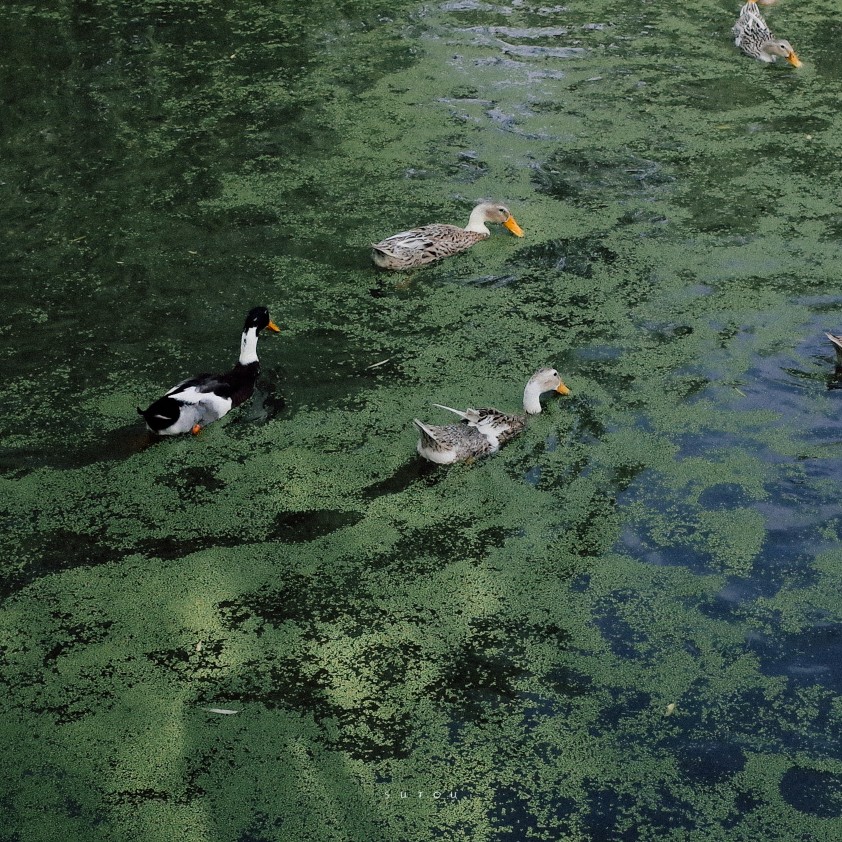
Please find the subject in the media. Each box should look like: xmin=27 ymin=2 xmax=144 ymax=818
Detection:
xmin=156 ymin=386 xmax=233 ymax=434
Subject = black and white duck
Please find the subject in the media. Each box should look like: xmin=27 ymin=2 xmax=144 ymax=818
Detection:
xmin=138 ymin=306 xmax=280 ymax=435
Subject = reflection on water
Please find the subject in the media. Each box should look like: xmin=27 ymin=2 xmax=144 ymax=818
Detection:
xmin=4 ymin=0 xmax=842 ymax=839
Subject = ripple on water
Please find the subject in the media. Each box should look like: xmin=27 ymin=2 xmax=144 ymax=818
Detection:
xmin=749 ymin=621 xmax=842 ymax=695
xmin=498 ymin=44 xmax=588 ymax=59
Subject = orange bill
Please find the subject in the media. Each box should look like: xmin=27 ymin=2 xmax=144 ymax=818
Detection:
xmin=787 ymin=51 xmax=802 ymax=68
xmin=191 ymin=424 xmax=202 ymax=435
xmin=556 ymin=381 xmax=571 ymax=395
xmin=503 ymin=215 xmax=525 ymax=237
xmin=267 ymin=320 xmax=281 ymax=332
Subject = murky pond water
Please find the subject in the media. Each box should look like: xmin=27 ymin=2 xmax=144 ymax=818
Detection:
xmin=4 ymin=0 xmax=842 ymax=839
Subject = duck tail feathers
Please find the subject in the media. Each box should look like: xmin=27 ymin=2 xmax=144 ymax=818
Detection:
xmin=432 ymin=403 xmax=482 ymax=424
xmin=432 ymin=403 xmax=469 ymax=419
xmin=413 ymin=418 xmax=440 ymax=445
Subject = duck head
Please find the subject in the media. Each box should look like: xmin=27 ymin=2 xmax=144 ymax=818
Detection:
xmin=523 ymin=367 xmax=571 ymax=415
xmin=763 ymin=38 xmax=802 ymax=66
xmin=239 ymin=306 xmax=281 ymax=366
xmin=243 ymin=306 xmax=281 ymax=333
xmin=466 ymin=202 xmax=525 ymax=237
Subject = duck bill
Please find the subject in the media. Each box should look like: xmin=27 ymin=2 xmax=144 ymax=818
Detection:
xmin=556 ymin=382 xmax=571 ymax=395
xmin=503 ymin=216 xmax=525 ymax=237
xmin=267 ymin=321 xmax=281 ymax=333
xmin=787 ymin=51 xmax=802 ymax=68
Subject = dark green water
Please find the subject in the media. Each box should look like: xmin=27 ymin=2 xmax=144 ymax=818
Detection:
xmin=4 ymin=0 xmax=842 ymax=839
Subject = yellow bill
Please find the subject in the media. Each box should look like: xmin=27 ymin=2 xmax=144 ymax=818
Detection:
xmin=556 ymin=381 xmax=571 ymax=395
xmin=267 ymin=320 xmax=281 ymax=332
xmin=503 ymin=215 xmax=524 ymax=237
xmin=787 ymin=51 xmax=802 ymax=68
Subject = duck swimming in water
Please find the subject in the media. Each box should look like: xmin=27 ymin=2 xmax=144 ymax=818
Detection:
xmin=371 ymin=201 xmax=524 ymax=270
xmin=733 ymin=1 xmax=802 ymax=66
xmin=414 ymin=367 xmax=571 ymax=464
xmin=138 ymin=306 xmax=280 ymax=435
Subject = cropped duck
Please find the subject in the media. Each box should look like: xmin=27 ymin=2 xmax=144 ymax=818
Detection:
xmin=733 ymin=1 xmax=802 ymax=66
xmin=826 ymin=332 xmax=842 ymax=354
xmin=138 ymin=306 xmax=280 ymax=435
xmin=414 ymin=367 xmax=570 ymax=464
xmin=371 ymin=201 xmax=524 ymax=270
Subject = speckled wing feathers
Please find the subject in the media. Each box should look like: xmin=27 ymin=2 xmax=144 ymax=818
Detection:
xmin=733 ymin=1 xmax=773 ymax=58
xmin=413 ymin=418 xmax=498 ymax=464
xmin=436 ymin=403 xmax=528 ymax=445
xmin=414 ymin=403 xmax=531 ymax=464
xmin=372 ymin=224 xmax=487 ymax=269
xmin=471 ymin=408 xmax=528 ymax=445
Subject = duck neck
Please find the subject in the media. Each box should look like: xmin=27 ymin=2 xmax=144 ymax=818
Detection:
xmin=239 ymin=327 xmax=260 ymax=365
xmin=523 ymin=381 xmax=545 ymax=415
xmin=464 ymin=206 xmax=491 ymax=235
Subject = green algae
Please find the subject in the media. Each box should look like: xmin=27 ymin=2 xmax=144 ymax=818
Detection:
xmin=4 ymin=0 xmax=842 ymax=839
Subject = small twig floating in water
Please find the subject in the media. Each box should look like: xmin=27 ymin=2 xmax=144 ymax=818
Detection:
xmin=202 ymin=707 xmax=239 ymax=715
xmin=366 ymin=358 xmax=392 ymax=369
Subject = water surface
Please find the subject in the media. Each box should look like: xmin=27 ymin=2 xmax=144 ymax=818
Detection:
xmin=4 ymin=0 xmax=842 ymax=839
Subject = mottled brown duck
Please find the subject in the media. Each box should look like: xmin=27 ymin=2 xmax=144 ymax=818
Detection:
xmin=371 ymin=202 xmax=524 ymax=270
xmin=414 ymin=367 xmax=570 ymax=464
xmin=733 ymin=1 xmax=801 ymax=66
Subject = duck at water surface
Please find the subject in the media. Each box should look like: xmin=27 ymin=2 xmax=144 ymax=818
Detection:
xmin=414 ymin=367 xmax=571 ymax=464
xmin=138 ymin=306 xmax=280 ymax=435
xmin=371 ymin=201 xmax=524 ymax=270
xmin=826 ymin=332 xmax=842 ymax=354
xmin=732 ymin=1 xmax=802 ymax=66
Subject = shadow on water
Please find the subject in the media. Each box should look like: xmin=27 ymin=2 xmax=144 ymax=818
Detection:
xmin=0 ymin=426 xmax=158 ymax=475
xmin=1 ymin=378 xmax=286 ymax=474
xmin=361 ymin=457 xmax=443 ymax=498
xmin=1 ymin=507 xmax=364 ymax=600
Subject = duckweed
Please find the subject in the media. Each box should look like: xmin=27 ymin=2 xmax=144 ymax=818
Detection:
xmin=3 ymin=0 xmax=842 ymax=839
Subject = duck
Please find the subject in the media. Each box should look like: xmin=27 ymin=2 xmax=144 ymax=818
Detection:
xmin=371 ymin=201 xmax=524 ymax=270
xmin=732 ymin=1 xmax=802 ymax=66
xmin=826 ymin=332 xmax=842 ymax=354
xmin=138 ymin=306 xmax=280 ymax=435
xmin=414 ymin=367 xmax=571 ymax=464
xmin=826 ymin=333 xmax=842 ymax=382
